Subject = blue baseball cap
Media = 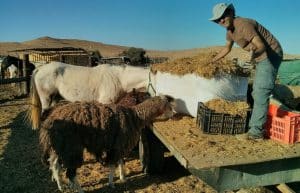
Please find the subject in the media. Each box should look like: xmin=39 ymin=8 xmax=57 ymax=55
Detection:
xmin=209 ymin=3 xmax=234 ymax=21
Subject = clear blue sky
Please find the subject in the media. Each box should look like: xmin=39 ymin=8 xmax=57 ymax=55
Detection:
xmin=0 ymin=0 xmax=299 ymax=54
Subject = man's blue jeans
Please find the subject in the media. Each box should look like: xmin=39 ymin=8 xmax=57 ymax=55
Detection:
xmin=248 ymin=56 xmax=281 ymax=137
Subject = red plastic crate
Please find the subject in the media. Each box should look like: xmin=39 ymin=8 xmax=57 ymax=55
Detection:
xmin=265 ymin=103 xmax=300 ymax=144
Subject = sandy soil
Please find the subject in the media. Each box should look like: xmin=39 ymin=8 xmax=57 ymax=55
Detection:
xmin=0 ymin=85 xmax=297 ymax=193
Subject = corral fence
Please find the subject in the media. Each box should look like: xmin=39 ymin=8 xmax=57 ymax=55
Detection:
xmin=10 ymin=47 xmax=97 ymax=67
xmin=98 ymin=56 xmax=131 ymax=65
xmin=0 ymin=54 xmax=31 ymax=96
xmin=149 ymin=57 xmax=169 ymax=64
xmin=1 ymin=47 xmax=169 ymax=99
xmin=1 ymin=47 xmax=97 ymax=98
xmin=97 ymin=56 xmax=169 ymax=67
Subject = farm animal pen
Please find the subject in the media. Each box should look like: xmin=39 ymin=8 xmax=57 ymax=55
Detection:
xmin=0 ymin=54 xmax=31 ymax=95
xmin=0 ymin=47 xmax=95 ymax=96
xmin=11 ymin=47 xmax=95 ymax=66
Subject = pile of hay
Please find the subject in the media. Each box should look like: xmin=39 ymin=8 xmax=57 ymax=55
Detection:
xmin=204 ymin=99 xmax=250 ymax=117
xmin=151 ymin=52 xmax=249 ymax=79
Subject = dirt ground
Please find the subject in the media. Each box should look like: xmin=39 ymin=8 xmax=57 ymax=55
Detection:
xmin=0 ymin=85 xmax=297 ymax=193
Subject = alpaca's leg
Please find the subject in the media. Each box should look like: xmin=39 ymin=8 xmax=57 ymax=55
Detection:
xmin=69 ymin=176 xmax=84 ymax=193
xmin=108 ymin=165 xmax=115 ymax=188
xmin=66 ymin=168 xmax=82 ymax=192
xmin=118 ymin=159 xmax=126 ymax=182
xmin=49 ymin=154 xmax=63 ymax=191
xmin=66 ymin=168 xmax=84 ymax=193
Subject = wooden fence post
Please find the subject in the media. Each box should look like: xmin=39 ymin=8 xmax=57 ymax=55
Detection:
xmin=88 ymin=55 xmax=92 ymax=66
xmin=60 ymin=55 xmax=66 ymax=63
xmin=22 ymin=54 xmax=30 ymax=95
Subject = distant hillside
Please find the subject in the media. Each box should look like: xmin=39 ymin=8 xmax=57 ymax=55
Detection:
xmin=0 ymin=36 xmax=299 ymax=61
xmin=0 ymin=36 xmax=128 ymax=57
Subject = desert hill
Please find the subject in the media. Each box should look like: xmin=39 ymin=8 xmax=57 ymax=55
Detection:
xmin=0 ymin=36 xmax=127 ymax=58
xmin=0 ymin=36 xmax=299 ymax=61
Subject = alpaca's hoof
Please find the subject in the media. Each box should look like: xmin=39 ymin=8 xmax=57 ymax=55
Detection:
xmin=57 ymin=184 xmax=63 ymax=192
xmin=109 ymin=183 xmax=115 ymax=189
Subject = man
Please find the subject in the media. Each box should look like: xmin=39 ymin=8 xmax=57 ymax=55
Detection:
xmin=210 ymin=3 xmax=283 ymax=140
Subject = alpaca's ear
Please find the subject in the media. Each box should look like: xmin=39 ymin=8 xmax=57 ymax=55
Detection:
xmin=165 ymin=95 xmax=174 ymax=103
xmin=150 ymin=68 xmax=157 ymax=74
xmin=159 ymin=94 xmax=174 ymax=103
xmin=164 ymin=95 xmax=177 ymax=112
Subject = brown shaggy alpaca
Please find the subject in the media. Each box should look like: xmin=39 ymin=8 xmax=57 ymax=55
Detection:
xmin=39 ymin=95 xmax=174 ymax=193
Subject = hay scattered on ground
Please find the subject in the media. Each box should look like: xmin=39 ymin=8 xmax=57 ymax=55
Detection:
xmin=151 ymin=52 xmax=249 ymax=79
xmin=204 ymin=99 xmax=250 ymax=117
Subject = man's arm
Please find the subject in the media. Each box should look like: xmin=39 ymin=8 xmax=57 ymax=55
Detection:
xmin=212 ymin=40 xmax=234 ymax=63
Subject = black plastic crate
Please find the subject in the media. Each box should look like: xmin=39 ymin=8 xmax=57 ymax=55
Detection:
xmin=196 ymin=102 xmax=250 ymax=135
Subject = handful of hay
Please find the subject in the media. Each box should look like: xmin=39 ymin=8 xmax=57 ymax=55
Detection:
xmin=204 ymin=99 xmax=250 ymax=117
xmin=151 ymin=52 xmax=249 ymax=79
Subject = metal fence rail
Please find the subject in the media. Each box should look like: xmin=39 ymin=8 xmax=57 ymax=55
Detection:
xmin=0 ymin=76 xmax=30 ymax=96
xmin=0 ymin=77 xmax=29 ymax=85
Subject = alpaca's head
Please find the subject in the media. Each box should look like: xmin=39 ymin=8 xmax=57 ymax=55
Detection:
xmin=155 ymin=95 xmax=176 ymax=121
xmin=135 ymin=95 xmax=175 ymax=121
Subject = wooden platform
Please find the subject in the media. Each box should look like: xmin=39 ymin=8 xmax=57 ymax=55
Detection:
xmin=151 ymin=116 xmax=300 ymax=191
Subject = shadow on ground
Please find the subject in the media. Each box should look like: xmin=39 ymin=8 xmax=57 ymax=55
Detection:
xmin=0 ymin=111 xmax=58 ymax=193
